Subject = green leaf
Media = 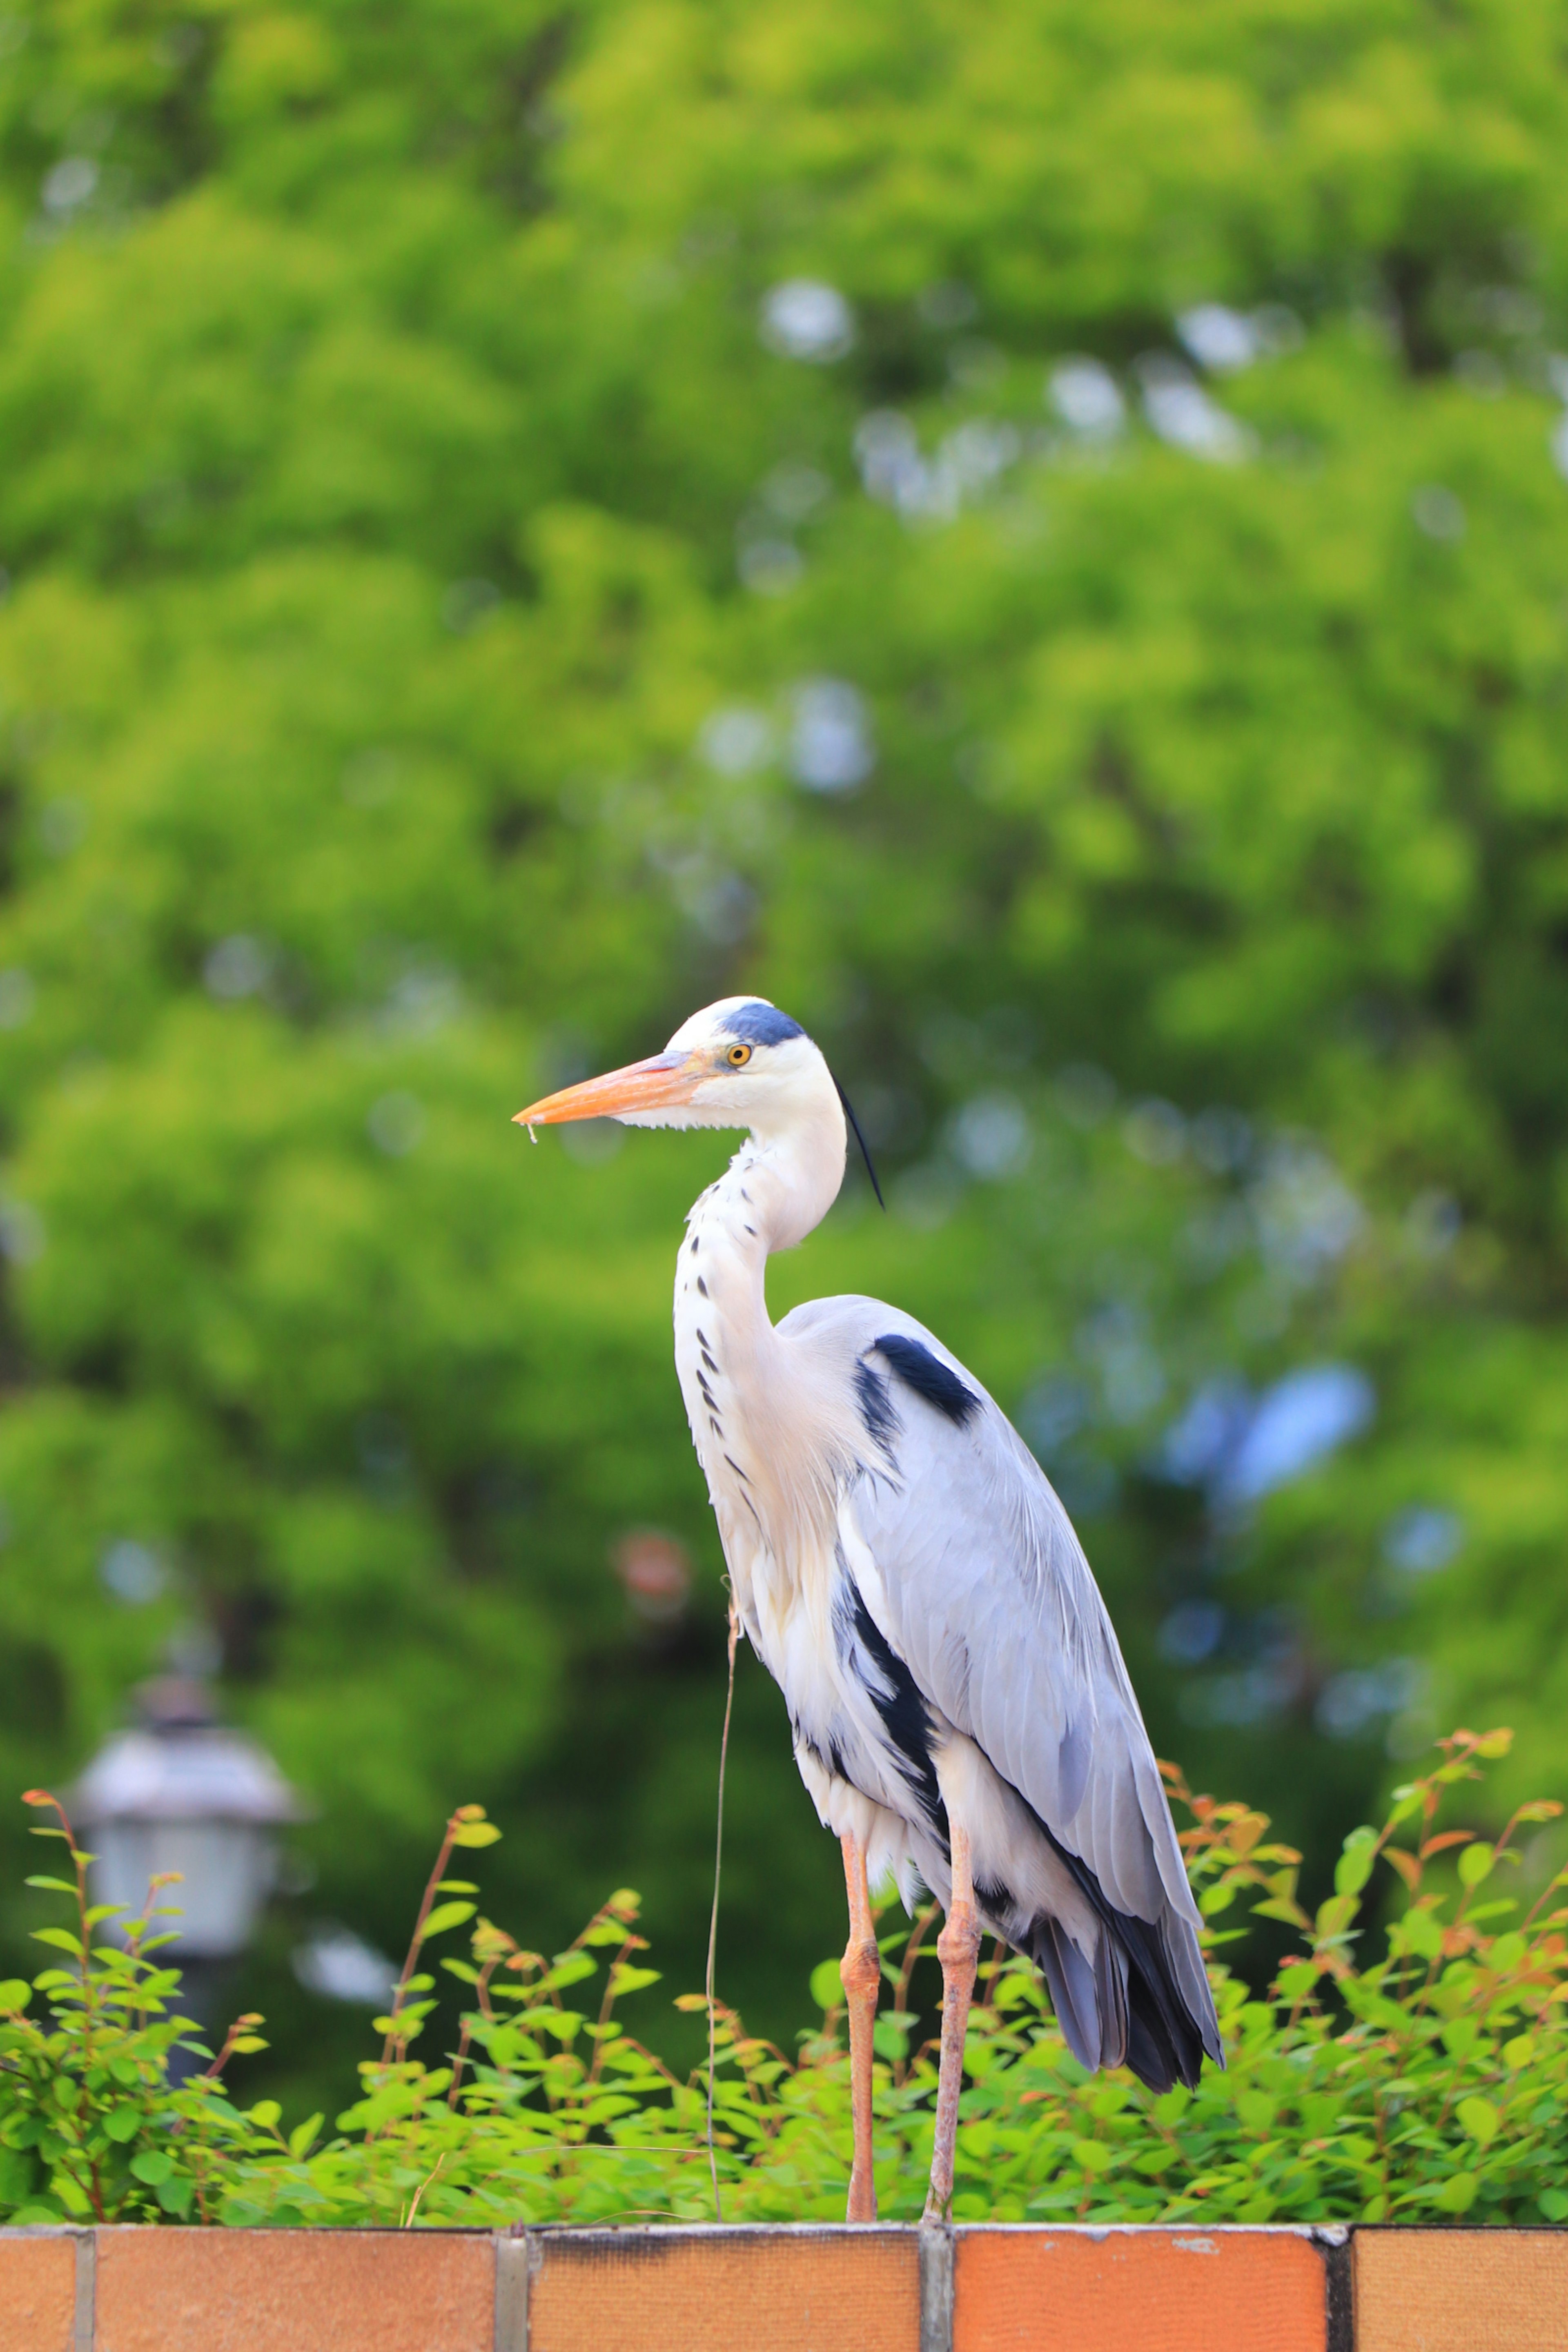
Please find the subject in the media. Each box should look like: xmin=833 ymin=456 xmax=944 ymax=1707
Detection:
xmin=542 ymin=1952 xmax=597 ymax=1991
xmin=1314 ymin=1893 xmax=1358 ymax=1939
xmin=0 ymin=1982 xmax=31 ymax=2013
xmin=607 ymin=1964 xmax=661 ymax=1996
xmin=1252 ymin=1900 xmax=1312 ymax=1929
xmin=102 ymin=2106 xmax=143 ymax=2144
xmin=809 ymin=1959 xmax=843 ymax=2010
xmin=23 ymin=1878 xmax=79 ymax=1895
xmin=128 ymin=2149 xmax=172 ymax=2185
xmin=247 ymin=2101 xmax=282 ymax=2131
xmin=1457 ymin=1842 xmax=1494 ymax=1889
xmin=416 ymin=1901 xmax=476 ymax=1939
xmin=29 ymin=1930 xmax=82 ymax=1958
xmin=288 ymin=2114 xmax=323 ymax=2159
xmin=449 ymin=1823 xmax=502 ymax=1848
xmin=1457 ymin=2096 xmax=1499 ymax=2147
xmin=1399 ymin=1907 xmax=1445 ymax=1961
xmin=872 ymin=2015 xmax=916 ymax=2060
xmin=1431 ymin=2171 xmax=1479 ymax=2214
xmin=1334 ymin=1830 xmax=1377 ymax=1898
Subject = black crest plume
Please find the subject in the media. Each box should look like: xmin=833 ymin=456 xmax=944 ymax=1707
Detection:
xmin=833 ymin=1076 xmax=884 ymax=1209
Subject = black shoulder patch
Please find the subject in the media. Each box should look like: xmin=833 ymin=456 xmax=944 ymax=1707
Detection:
xmin=722 ymin=1000 xmax=805 ymax=1048
xmin=873 ymin=1334 xmax=982 ymax=1427
xmin=853 ymin=1358 xmax=899 ymax=1456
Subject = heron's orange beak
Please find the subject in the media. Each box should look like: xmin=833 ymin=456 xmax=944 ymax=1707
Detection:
xmin=513 ymin=1051 xmax=702 ymax=1131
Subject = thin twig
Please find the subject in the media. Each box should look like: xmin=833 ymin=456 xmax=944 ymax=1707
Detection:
xmin=891 ymin=1902 xmax=939 ymax=2086
xmin=402 ymin=2149 xmax=446 ymax=2227
xmin=23 ymin=1792 xmax=98 ymax=2051
xmin=201 ymin=2011 xmax=264 ymax=2081
xmin=383 ymin=1804 xmax=488 ymax=2062
xmin=587 ymin=1929 xmax=646 ymax=2091
xmin=448 ymin=1945 xmax=506 ymax=2109
xmin=706 ymin=1594 xmax=740 ymax=2221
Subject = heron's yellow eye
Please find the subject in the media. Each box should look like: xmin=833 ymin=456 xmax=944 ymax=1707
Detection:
xmin=726 ymin=1043 xmax=753 ymax=1068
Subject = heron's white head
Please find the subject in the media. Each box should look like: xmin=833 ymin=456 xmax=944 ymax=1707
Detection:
xmin=515 ymin=997 xmax=834 ymax=1137
xmin=515 ymin=998 xmax=874 ymax=1245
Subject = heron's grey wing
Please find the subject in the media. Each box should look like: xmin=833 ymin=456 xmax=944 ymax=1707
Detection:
xmin=782 ymin=1295 xmax=1218 ymax=2058
xmin=854 ymin=1358 xmax=1192 ymax=1919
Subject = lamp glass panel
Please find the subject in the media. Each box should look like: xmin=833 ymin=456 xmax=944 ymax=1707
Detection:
xmin=89 ymin=1821 xmax=274 ymax=1958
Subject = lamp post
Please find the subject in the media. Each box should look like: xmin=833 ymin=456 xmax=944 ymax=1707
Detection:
xmin=71 ymin=1675 xmax=305 ymax=1967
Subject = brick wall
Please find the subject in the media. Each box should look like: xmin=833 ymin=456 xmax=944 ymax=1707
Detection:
xmin=0 ymin=2222 xmax=1561 ymax=2352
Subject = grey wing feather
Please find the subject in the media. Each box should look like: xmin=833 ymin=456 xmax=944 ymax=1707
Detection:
xmin=782 ymin=1295 xmax=1206 ymax=1942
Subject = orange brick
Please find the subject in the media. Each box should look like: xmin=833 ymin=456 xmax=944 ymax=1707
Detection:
xmin=1354 ymin=2227 xmax=1568 ymax=2352
xmin=952 ymin=2225 xmax=1328 ymax=2352
xmin=524 ymin=2225 xmax=920 ymax=2352
xmin=93 ymin=2225 xmax=495 ymax=2352
xmin=0 ymin=2230 xmax=76 ymax=2352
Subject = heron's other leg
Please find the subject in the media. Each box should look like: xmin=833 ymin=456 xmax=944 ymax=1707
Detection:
xmin=840 ymin=1831 xmax=880 ymax=2223
xmin=923 ymin=1820 xmax=981 ymax=2222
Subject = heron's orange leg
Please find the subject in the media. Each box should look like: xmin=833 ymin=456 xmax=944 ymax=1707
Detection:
xmin=923 ymin=1821 xmax=981 ymax=2222
xmin=840 ymin=1832 xmax=880 ymax=2222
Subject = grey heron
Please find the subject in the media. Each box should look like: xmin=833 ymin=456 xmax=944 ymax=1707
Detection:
xmin=516 ymin=997 xmax=1222 ymax=2220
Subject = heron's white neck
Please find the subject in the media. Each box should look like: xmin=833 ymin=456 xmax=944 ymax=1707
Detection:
xmin=672 ymin=1088 xmax=847 ymax=1554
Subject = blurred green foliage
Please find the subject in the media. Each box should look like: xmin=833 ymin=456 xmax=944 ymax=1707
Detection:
xmin=5 ymin=1732 xmax=1564 ymax=2228
xmin=0 ymin=0 xmax=1564 ymax=2113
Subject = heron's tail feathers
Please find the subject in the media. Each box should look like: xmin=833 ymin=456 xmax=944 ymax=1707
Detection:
xmin=1018 ymin=1866 xmax=1222 ymax=2093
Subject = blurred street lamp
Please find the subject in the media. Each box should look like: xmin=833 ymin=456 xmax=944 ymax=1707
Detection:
xmin=71 ymin=1677 xmax=305 ymax=1961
